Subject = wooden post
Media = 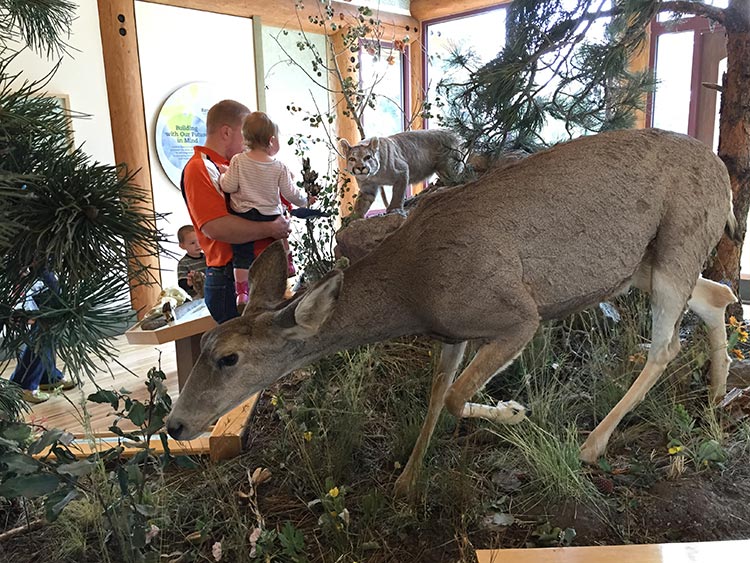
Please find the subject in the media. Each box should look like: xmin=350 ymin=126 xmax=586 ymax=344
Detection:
xmin=331 ymin=28 xmax=362 ymax=216
xmin=97 ymin=0 xmax=162 ymax=319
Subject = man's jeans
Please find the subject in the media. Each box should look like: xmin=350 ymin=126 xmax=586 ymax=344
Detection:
xmin=204 ymin=264 xmax=239 ymax=324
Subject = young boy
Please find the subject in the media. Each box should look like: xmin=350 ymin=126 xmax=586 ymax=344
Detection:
xmin=176 ymin=225 xmax=207 ymax=298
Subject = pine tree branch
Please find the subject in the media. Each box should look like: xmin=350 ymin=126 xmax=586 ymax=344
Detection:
xmin=656 ymin=1 xmax=725 ymax=24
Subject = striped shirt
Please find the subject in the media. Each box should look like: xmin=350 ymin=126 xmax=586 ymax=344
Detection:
xmin=219 ymin=153 xmax=307 ymax=215
xmin=177 ymin=253 xmax=207 ymax=296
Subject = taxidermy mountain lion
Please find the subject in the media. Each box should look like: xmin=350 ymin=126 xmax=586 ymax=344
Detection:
xmin=168 ymin=129 xmax=736 ymax=497
xmin=340 ymin=129 xmax=461 ymax=216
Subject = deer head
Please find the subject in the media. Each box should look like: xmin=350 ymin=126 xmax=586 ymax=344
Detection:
xmin=166 ymin=241 xmax=343 ymax=440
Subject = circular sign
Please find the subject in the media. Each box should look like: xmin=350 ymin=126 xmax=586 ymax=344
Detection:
xmin=155 ymin=83 xmax=218 ymax=188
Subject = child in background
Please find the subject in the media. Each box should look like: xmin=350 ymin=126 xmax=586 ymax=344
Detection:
xmin=219 ymin=111 xmax=314 ymax=305
xmin=176 ymin=225 xmax=207 ymax=298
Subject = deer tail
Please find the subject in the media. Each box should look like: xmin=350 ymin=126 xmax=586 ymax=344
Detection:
xmin=725 ymin=207 xmax=742 ymax=244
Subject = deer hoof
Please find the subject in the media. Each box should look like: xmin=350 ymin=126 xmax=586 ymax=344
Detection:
xmin=579 ymin=438 xmax=604 ymax=465
xmin=492 ymin=400 xmax=528 ymax=425
xmin=393 ymin=470 xmax=418 ymax=499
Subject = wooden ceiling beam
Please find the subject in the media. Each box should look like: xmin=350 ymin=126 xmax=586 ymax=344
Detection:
xmin=139 ymin=0 xmax=418 ymax=33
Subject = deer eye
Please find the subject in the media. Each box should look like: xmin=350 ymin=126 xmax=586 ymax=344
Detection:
xmin=217 ymin=353 xmax=238 ymax=368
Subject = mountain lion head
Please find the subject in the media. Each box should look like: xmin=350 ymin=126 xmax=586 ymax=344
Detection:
xmin=340 ymin=138 xmax=381 ymax=178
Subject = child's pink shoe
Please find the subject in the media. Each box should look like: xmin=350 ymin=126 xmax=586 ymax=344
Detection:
xmin=287 ymin=253 xmax=296 ymax=277
xmin=235 ymin=281 xmax=249 ymax=307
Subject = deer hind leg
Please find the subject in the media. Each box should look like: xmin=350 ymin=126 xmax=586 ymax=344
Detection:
xmin=443 ymin=319 xmax=539 ymax=424
xmin=394 ymin=341 xmax=467 ymax=498
xmin=581 ymin=268 xmax=690 ymax=463
xmin=687 ymin=276 xmax=736 ymax=400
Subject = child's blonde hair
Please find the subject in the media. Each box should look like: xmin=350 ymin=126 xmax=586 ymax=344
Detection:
xmin=242 ymin=111 xmax=278 ymax=150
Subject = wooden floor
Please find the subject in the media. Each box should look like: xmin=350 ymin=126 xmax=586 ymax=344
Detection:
xmin=1 ymin=334 xmax=179 ymax=435
xmin=476 ymin=539 xmax=750 ymax=563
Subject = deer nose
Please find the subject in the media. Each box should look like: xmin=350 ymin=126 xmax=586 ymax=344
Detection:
xmin=167 ymin=420 xmax=185 ymax=440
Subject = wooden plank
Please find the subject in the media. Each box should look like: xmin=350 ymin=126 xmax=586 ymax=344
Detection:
xmin=125 ymin=313 xmax=217 ymax=346
xmin=33 ymin=434 xmax=211 ymax=459
xmin=97 ymin=0 xmax=162 ymax=319
xmin=209 ymin=394 xmax=259 ymax=461
xmin=476 ymin=539 xmax=750 ymax=563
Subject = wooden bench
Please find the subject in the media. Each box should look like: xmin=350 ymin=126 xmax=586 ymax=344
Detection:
xmin=476 ymin=538 xmax=750 ymax=563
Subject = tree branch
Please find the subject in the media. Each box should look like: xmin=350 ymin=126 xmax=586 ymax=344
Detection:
xmin=656 ymin=1 xmax=725 ymax=24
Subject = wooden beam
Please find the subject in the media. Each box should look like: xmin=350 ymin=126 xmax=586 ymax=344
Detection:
xmin=629 ymin=25 xmax=652 ymax=130
xmin=209 ymin=394 xmax=259 ymax=461
xmin=139 ymin=0 xmax=417 ymax=34
xmin=331 ymin=28 xmax=361 ymax=216
xmin=411 ymin=0 xmax=510 ymax=23
xmin=97 ymin=0 xmax=162 ymax=319
xmin=33 ymin=434 xmax=212 ymax=459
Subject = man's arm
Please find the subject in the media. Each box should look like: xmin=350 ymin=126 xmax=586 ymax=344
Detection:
xmin=201 ymin=214 xmax=291 ymax=244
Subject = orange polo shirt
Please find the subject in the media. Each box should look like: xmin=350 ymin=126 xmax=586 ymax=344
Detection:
xmin=182 ymin=146 xmax=233 ymax=267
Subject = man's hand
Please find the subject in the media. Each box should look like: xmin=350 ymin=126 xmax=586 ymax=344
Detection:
xmin=270 ymin=215 xmax=292 ymax=240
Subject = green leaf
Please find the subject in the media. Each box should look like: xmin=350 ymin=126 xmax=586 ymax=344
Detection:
xmin=45 ymin=488 xmax=80 ymax=522
xmin=279 ymin=521 xmax=305 ymax=555
xmin=56 ymin=459 xmax=96 ymax=477
xmin=2 ymin=453 xmax=40 ymax=475
xmin=128 ymin=402 xmax=146 ymax=426
xmin=27 ymin=429 xmax=65 ymax=455
xmin=1 ymin=422 xmax=32 ymax=445
xmin=87 ymin=389 xmax=119 ymax=410
xmin=0 ymin=473 xmax=60 ymax=498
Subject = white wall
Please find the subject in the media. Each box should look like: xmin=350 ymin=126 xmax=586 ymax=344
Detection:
xmin=6 ymin=0 xmax=115 ymax=166
xmin=134 ymin=1 xmax=257 ymax=287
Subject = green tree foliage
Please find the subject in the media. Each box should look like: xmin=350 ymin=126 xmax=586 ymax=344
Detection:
xmin=438 ymin=0 xmax=658 ymax=156
xmin=0 ymin=0 xmax=167 ymax=392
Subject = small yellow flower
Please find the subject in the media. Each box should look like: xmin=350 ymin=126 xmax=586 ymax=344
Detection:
xmin=729 ymin=316 xmax=740 ymax=328
xmin=328 ymin=486 xmax=340 ymax=498
xmin=270 ymin=395 xmax=279 ymax=406
xmin=738 ymin=329 xmax=748 ymax=343
xmin=394 ymin=461 xmax=402 ymax=470
xmin=303 ymin=431 xmax=313 ymax=442
xmin=668 ymin=445 xmax=683 ymax=455
xmin=733 ymin=348 xmax=745 ymax=360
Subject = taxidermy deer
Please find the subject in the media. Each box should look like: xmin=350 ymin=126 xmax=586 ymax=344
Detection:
xmin=340 ymin=129 xmax=461 ymax=217
xmin=167 ymin=129 xmax=737 ymax=497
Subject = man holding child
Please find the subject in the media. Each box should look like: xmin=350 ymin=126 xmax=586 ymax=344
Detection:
xmin=181 ymin=100 xmax=291 ymax=324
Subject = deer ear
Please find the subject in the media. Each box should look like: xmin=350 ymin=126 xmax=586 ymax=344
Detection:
xmin=245 ymin=240 xmax=288 ymax=313
xmin=275 ymin=270 xmax=343 ymax=337
xmin=339 ymin=139 xmax=351 ymax=154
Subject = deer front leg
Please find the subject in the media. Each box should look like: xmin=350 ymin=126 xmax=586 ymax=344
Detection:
xmin=444 ymin=319 xmax=539 ymax=426
xmin=394 ymin=341 xmax=467 ymax=498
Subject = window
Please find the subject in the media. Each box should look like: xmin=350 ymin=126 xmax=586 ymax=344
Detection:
xmin=423 ymin=7 xmax=507 ymax=128
xmin=358 ymin=41 xmax=408 ymax=212
xmin=648 ymin=16 xmax=725 ymax=145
